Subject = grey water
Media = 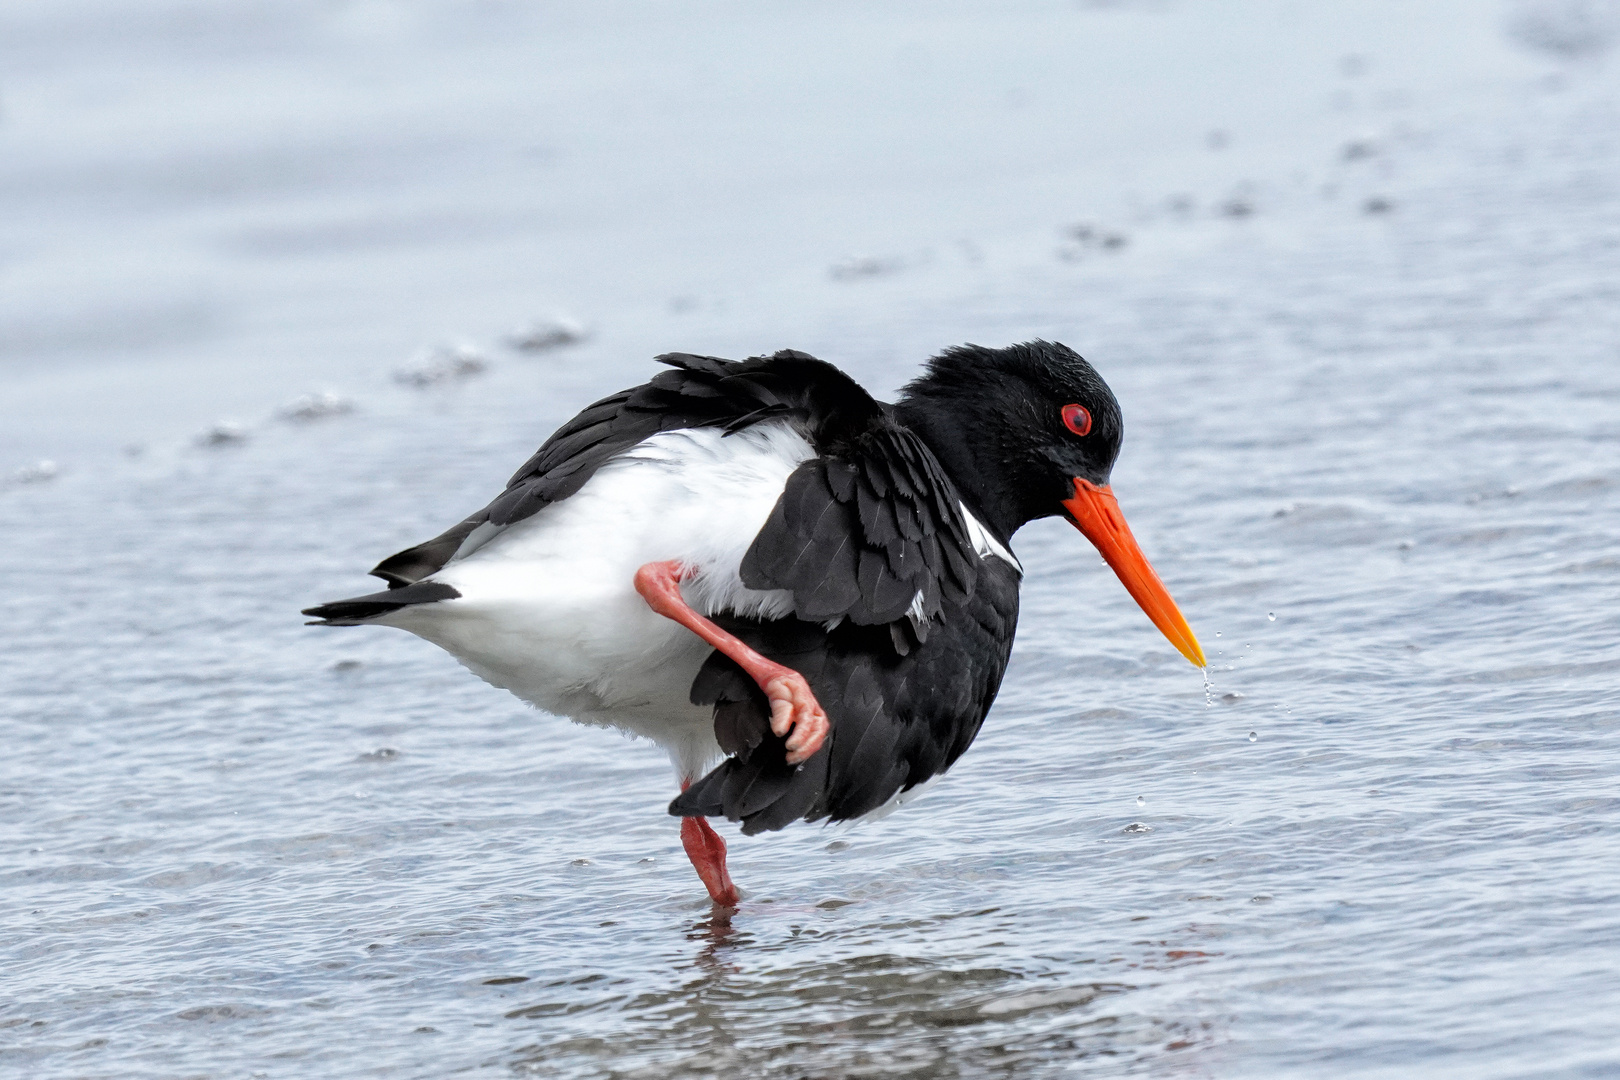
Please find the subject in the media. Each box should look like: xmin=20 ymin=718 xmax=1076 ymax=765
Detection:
xmin=5 ymin=2 xmax=1620 ymax=1077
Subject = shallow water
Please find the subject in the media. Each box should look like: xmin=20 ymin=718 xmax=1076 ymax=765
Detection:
xmin=5 ymin=2 xmax=1620 ymax=1077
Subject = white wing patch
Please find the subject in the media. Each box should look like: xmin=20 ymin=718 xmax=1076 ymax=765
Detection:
xmin=958 ymin=502 xmax=1023 ymax=575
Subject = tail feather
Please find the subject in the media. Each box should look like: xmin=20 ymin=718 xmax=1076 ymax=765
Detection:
xmin=669 ymin=742 xmax=831 ymax=835
xmin=302 ymin=580 xmax=461 ymax=625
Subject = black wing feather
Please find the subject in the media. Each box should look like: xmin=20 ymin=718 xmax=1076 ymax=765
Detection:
xmin=739 ymin=416 xmax=981 ymax=635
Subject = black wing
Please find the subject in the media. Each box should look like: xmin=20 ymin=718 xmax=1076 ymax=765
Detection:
xmin=739 ymin=416 xmax=982 ymax=654
xmin=673 ymin=376 xmax=1021 ymax=833
xmin=370 ymin=349 xmax=879 ymax=586
xmin=671 ymin=561 xmax=1021 ymax=834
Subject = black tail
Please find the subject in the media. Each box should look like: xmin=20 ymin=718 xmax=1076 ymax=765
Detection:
xmin=301 ymin=580 xmax=461 ymax=625
xmin=669 ymin=727 xmax=830 ymax=836
xmin=669 ymin=738 xmax=834 ymax=836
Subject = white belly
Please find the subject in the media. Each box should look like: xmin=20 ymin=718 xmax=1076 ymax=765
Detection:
xmin=379 ymin=420 xmax=812 ymax=779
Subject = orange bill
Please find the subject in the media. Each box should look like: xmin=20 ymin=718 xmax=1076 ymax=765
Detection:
xmin=1061 ymin=478 xmax=1206 ymax=668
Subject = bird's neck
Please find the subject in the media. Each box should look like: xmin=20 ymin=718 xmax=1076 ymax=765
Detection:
xmin=891 ymin=396 xmax=1040 ymax=541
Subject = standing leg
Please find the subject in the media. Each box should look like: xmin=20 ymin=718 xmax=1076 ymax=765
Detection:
xmin=680 ymin=780 xmax=739 ymax=906
xmin=634 ymin=560 xmax=830 ymax=764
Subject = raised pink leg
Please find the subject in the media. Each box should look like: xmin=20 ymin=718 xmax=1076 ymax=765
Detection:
xmin=679 ymin=780 xmax=739 ymax=906
xmin=634 ymin=560 xmax=830 ymax=764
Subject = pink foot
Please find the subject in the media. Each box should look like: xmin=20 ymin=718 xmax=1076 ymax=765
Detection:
xmin=680 ymin=808 xmax=739 ymax=907
xmin=636 ymin=559 xmax=832 ymax=765
xmin=763 ymin=671 xmax=830 ymax=765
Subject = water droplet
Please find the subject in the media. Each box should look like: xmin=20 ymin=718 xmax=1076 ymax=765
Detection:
xmin=1216 ymin=631 xmax=1222 ymax=638
xmin=1136 ymin=795 xmax=1146 ymax=806
xmin=1267 ymin=612 xmax=1276 ymax=621
xmin=1248 ymin=731 xmax=1258 ymax=742
xmin=1203 ymin=667 xmax=1213 ymax=707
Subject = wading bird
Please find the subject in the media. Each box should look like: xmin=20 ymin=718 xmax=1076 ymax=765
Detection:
xmin=303 ymin=342 xmax=1204 ymax=905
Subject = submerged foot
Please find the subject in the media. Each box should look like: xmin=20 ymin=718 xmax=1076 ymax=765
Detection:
xmin=680 ymin=811 xmax=740 ymax=907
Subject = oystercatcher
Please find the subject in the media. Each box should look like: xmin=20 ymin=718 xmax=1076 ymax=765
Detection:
xmin=303 ymin=342 xmax=1203 ymax=905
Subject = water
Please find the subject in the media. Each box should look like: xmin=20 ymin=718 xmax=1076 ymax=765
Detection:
xmin=5 ymin=2 xmax=1620 ymax=1077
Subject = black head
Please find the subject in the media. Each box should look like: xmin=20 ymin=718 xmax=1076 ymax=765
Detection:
xmin=894 ymin=340 xmax=1123 ymax=537
xmin=894 ymin=339 xmax=1205 ymax=668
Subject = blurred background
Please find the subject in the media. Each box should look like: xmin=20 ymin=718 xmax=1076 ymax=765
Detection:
xmin=4 ymin=0 xmax=1611 ymax=462
xmin=5 ymin=2 xmax=1620 ymax=1078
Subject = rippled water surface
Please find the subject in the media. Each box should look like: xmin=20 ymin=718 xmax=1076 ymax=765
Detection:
xmin=5 ymin=2 xmax=1620 ymax=1077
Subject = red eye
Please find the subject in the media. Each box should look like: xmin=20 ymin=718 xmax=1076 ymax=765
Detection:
xmin=1061 ymin=403 xmax=1092 ymax=437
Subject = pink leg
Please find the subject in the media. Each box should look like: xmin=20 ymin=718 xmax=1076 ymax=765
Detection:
xmin=634 ymin=560 xmax=830 ymax=764
xmin=679 ymin=781 xmax=739 ymax=906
